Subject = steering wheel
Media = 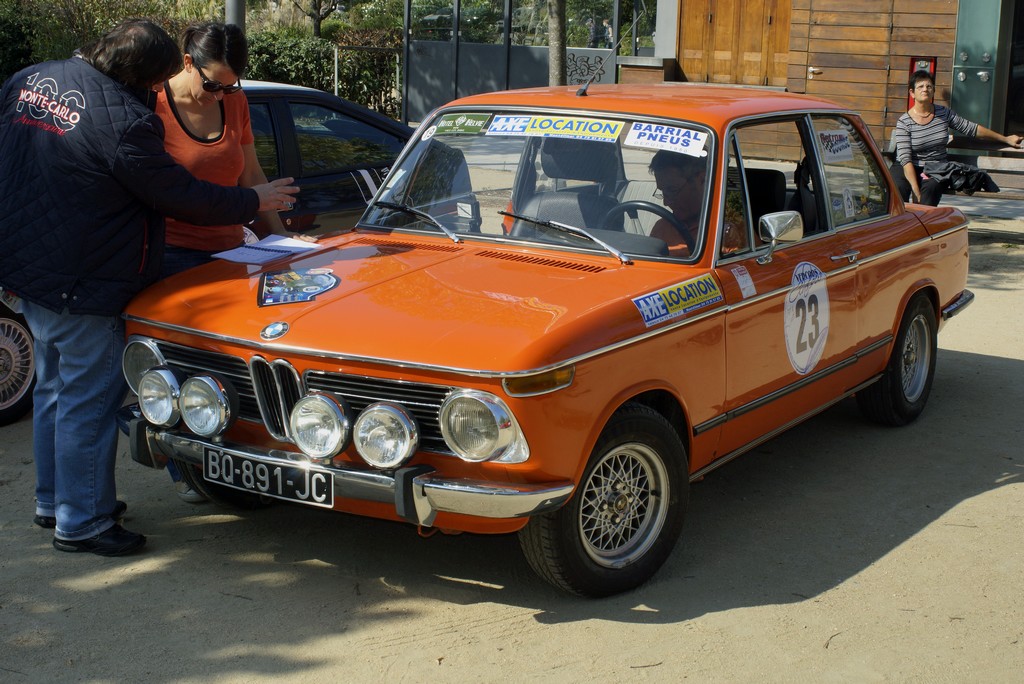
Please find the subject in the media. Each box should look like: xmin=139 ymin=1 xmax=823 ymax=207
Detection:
xmin=600 ymin=200 xmax=694 ymax=252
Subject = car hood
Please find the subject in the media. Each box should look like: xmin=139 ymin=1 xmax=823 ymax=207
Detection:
xmin=127 ymin=233 xmax=717 ymax=372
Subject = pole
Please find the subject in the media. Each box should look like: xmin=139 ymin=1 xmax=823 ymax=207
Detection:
xmin=225 ymin=0 xmax=245 ymax=33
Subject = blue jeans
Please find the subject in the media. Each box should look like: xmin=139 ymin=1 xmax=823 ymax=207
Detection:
xmin=22 ymin=301 xmax=126 ymax=540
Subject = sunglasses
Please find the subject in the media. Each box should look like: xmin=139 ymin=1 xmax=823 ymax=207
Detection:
xmin=195 ymin=63 xmax=242 ymax=94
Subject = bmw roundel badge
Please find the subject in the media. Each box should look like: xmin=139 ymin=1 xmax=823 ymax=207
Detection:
xmin=260 ymin=322 xmax=289 ymax=340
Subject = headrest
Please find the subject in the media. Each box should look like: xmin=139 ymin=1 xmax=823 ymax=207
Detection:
xmin=745 ymin=168 xmax=786 ymax=205
xmin=539 ymin=138 xmax=618 ymax=183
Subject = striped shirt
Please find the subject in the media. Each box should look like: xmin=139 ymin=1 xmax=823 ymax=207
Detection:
xmin=894 ymin=104 xmax=978 ymax=167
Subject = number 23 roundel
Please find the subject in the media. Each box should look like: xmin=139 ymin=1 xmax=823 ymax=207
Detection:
xmin=784 ymin=262 xmax=830 ymax=375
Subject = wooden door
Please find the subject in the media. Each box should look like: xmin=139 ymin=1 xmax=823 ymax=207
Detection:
xmin=679 ymin=0 xmax=791 ymax=87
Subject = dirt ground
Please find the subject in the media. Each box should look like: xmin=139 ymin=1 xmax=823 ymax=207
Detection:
xmin=1 ymin=215 xmax=1022 ymax=683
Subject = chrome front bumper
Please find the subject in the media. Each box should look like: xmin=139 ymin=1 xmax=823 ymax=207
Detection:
xmin=126 ymin=417 xmax=574 ymax=527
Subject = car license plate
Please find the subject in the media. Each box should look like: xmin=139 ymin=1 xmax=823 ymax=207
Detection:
xmin=203 ymin=447 xmax=334 ymax=508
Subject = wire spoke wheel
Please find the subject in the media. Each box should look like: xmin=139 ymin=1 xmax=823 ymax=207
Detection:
xmin=578 ymin=443 xmax=669 ymax=568
xmin=0 ymin=314 xmax=35 ymax=424
xmin=519 ymin=403 xmax=687 ymax=596
xmin=899 ymin=314 xmax=931 ymax=403
xmin=856 ymin=293 xmax=937 ymax=427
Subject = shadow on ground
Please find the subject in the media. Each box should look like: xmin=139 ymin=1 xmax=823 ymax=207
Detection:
xmin=1 ymin=343 xmax=1020 ymax=680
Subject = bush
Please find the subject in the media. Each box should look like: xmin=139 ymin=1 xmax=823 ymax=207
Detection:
xmin=26 ymin=0 xmax=176 ymax=63
xmin=333 ymin=27 xmax=402 ymax=119
xmin=246 ymin=30 xmax=335 ymax=92
xmin=246 ymin=26 xmax=401 ymax=120
xmin=0 ymin=1 xmax=33 ymax=82
xmin=320 ymin=18 xmax=348 ymax=43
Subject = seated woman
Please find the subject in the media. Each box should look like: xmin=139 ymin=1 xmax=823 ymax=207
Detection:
xmin=649 ymin=150 xmax=745 ymax=257
xmin=891 ymin=69 xmax=1021 ymax=206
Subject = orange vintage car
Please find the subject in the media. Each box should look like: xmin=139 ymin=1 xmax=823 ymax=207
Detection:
xmin=120 ymin=84 xmax=972 ymax=596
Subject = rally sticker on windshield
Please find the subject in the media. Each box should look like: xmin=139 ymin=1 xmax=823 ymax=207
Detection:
xmin=259 ymin=268 xmax=339 ymax=307
xmin=486 ymin=115 xmax=623 ymax=142
xmin=632 ymin=274 xmax=723 ymax=327
xmin=784 ymin=262 xmax=830 ymax=374
xmin=624 ymin=123 xmax=709 ymax=157
xmin=434 ymin=113 xmax=491 ymax=135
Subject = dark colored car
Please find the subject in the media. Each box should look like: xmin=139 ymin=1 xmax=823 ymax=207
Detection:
xmin=242 ymin=80 xmax=411 ymax=237
xmin=0 ymin=81 xmax=411 ymax=426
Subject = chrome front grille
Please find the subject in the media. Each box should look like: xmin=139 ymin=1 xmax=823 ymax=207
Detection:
xmin=250 ymin=356 xmax=302 ymax=441
xmin=306 ymin=370 xmax=453 ymax=454
xmin=154 ymin=342 xmax=260 ymax=419
xmin=152 ymin=341 xmax=454 ymax=453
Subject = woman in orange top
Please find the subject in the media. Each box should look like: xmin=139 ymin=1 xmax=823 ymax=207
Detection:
xmin=155 ymin=22 xmax=311 ymax=500
xmin=157 ymin=22 xmax=308 ymax=279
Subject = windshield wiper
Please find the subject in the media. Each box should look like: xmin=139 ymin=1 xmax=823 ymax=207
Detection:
xmin=375 ymin=201 xmax=461 ymax=244
xmin=499 ymin=210 xmax=632 ymax=265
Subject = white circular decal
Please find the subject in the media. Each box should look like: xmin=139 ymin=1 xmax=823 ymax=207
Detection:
xmin=784 ymin=262 xmax=830 ymax=375
xmin=421 ymin=125 xmax=437 ymax=141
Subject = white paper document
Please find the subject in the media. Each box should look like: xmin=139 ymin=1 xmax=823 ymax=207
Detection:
xmin=213 ymin=235 xmax=317 ymax=264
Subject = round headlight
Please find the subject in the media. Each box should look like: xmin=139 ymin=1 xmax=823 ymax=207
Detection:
xmin=123 ymin=338 xmax=165 ymax=394
xmin=353 ymin=402 xmax=419 ymax=469
xmin=439 ymin=390 xmax=520 ymax=462
xmin=138 ymin=367 xmax=182 ymax=427
xmin=289 ymin=394 xmax=350 ymax=460
xmin=180 ymin=375 xmax=235 ymax=438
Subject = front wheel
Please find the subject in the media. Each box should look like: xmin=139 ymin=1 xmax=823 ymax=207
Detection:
xmin=857 ymin=293 xmax=937 ymax=426
xmin=518 ymin=403 xmax=688 ymax=597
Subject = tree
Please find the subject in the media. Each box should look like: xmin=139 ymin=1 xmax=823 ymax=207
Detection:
xmin=292 ymin=0 xmax=338 ymax=37
xmin=548 ymin=0 xmax=565 ymax=85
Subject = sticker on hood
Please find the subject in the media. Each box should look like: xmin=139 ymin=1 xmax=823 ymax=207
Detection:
xmin=632 ymin=274 xmax=723 ymax=327
xmin=259 ymin=268 xmax=338 ymax=307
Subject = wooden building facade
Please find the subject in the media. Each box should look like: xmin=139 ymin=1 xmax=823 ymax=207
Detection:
xmin=663 ymin=0 xmax=1022 ymax=151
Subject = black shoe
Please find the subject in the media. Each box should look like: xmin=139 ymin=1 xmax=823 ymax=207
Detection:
xmin=53 ymin=524 xmax=146 ymax=557
xmin=34 ymin=500 xmax=128 ymax=529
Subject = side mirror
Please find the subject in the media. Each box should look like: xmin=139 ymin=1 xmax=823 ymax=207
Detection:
xmin=756 ymin=211 xmax=804 ymax=265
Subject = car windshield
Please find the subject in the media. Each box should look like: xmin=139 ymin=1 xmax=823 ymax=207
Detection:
xmin=360 ymin=112 xmax=714 ymax=261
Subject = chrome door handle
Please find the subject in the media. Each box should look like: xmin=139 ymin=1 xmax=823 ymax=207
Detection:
xmin=830 ymin=250 xmax=860 ymax=263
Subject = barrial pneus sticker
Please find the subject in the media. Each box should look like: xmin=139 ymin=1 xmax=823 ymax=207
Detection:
xmin=784 ymin=262 xmax=830 ymax=375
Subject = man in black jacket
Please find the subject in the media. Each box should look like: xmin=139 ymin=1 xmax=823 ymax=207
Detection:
xmin=0 ymin=19 xmax=298 ymax=556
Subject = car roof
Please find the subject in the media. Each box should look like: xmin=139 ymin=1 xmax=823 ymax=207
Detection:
xmin=239 ymin=79 xmax=323 ymax=94
xmin=443 ymin=83 xmax=848 ymax=128
xmin=239 ymin=80 xmax=413 ymax=134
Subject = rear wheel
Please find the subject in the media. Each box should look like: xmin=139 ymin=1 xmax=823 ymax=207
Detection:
xmin=857 ymin=293 xmax=937 ymax=426
xmin=519 ymin=403 xmax=688 ymax=597
xmin=0 ymin=310 xmax=35 ymax=426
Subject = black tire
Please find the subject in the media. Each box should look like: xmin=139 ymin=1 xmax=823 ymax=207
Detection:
xmin=171 ymin=458 xmax=274 ymax=510
xmin=0 ymin=308 xmax=35 ymax=426
xmin=518 ymin=403 xmax=688 ymax=597
xmin=857 ymin=294 xmax=937 ymax=426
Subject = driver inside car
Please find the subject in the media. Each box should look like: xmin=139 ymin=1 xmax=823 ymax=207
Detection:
xmin=649 ymin=150 xmax=746 ymax=257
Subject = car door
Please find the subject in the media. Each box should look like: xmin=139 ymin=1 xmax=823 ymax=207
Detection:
xmin=807 ymin=113 xmax=933 ymax=356
xmin=246 ymin=91 xmax=409 ymax=237
xmin=710 ymin=116 xmax=862 ymax=458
